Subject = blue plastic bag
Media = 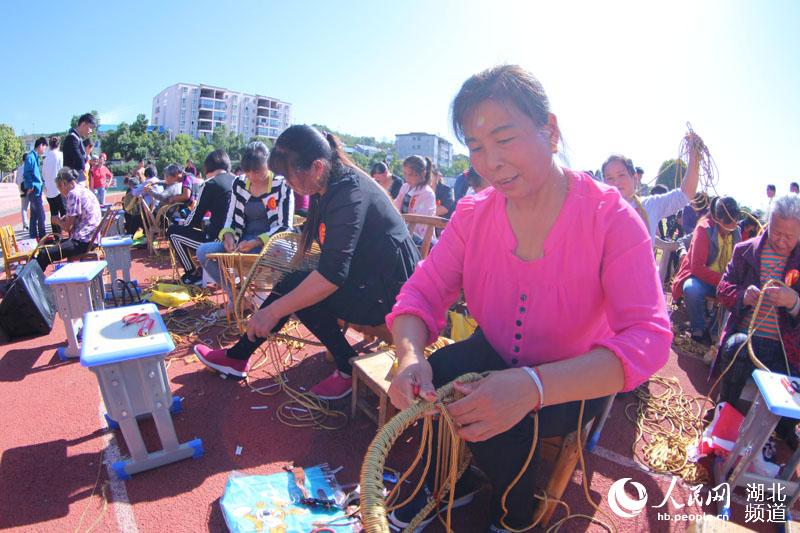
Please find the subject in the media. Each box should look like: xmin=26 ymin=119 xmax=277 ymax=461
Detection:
xmin=220 ymin=465 xmax=354 ymax=532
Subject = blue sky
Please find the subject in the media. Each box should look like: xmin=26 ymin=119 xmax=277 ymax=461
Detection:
xmin=2 ymin=0 xmax=798 ymax=205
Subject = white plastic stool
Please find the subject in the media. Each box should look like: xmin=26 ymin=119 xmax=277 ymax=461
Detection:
xmin=715 ymin=369 xmax=800 ymax=518
xmin=100 ymin=236 xmax=135 ymax=301
xmin=44 ymin=260 xmax=107 ymax=360
xmin=80 ymin=303 xmax=203 ymax=479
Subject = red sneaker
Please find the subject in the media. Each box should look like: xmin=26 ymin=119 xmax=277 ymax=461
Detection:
xmin=193 ymin=344 xmax=249 ymax=379
xmin=310 ymin=370 xmax=352 ymax=400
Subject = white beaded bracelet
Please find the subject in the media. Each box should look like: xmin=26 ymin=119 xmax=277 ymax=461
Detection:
xmin=522 ymin=366 xmax=544 ymax=411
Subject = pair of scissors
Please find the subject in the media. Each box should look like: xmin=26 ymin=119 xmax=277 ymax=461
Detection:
xmin=780 ymin=377 xmax=800 ymax=396
xmin=122 ymin=313 xmax=155 ymax=337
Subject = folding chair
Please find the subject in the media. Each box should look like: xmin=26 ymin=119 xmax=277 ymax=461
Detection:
xmin=0 ymin=225 xmax=35 ymax=279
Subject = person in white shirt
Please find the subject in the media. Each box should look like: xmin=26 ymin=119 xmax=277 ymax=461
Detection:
xmin=602 ymin=132 xmax=701 ymax=242
xmin=393 ymin=155 xmax=436 ymax=244
xmin=14 ymin=154 xmax=28 ymax=230
xmin=42 ymin=136 xmax=65 ymax=234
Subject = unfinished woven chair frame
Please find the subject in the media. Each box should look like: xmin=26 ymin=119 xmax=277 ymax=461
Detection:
xmin=359 ymin=372 xmax=484 ymax=533
xmin=233 ymin=231 xmax=321 ymax=331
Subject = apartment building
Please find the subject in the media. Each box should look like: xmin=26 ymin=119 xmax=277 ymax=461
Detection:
xmin=395 ymin=132 xmax=453 ymax=169
xmin=151 ymin=83 xmax=291 ymax=141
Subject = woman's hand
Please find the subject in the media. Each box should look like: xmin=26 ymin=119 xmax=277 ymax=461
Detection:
xmin=446 ymin=369 xmax=539 ymax=442
xmin=685 ymin=131 xmax=702 ymax=155
xmin=762 ymin=286 xmax=799 ymax=309
xmin=743 ymin=285 xmax=761 ymax=307
xmin=237 ymin=239 xmax=260 ymax=253
xmin=388 ymin=356 xmax=436 ymax=410
xmin=246 ymin=305 xmax=281 ymax=342
xmin=223 ymin=233 xmax=236 ymax=253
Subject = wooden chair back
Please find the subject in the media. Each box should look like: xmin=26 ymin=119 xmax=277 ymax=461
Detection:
xmin=138 ymin=198 xmax=167 ymax=255
xmin=1 ymin=225 xmax=33 ymax=279
xmin=402 ymin=214 xmax=448 ymax=259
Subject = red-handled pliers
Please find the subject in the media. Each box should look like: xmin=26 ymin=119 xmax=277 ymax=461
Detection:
xmin=122 ymin=313 xmax=155 ymax=337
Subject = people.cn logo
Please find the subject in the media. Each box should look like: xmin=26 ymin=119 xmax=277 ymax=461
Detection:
xmin=607 ymin=478 xmax=648 ymax=518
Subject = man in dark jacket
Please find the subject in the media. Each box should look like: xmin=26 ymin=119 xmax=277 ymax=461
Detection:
xmin=167 ymin=149 xmax=236 ymax=284
xmin=62 ymin=113 xmax=96 ymax=174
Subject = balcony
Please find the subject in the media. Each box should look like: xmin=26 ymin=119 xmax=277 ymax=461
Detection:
xmin=198 ymin=120 xmax=213 ymax=132
xmin=199 ymin=98 xmax=214 ymax=110
xmin=199 ymin=88 xmax=215 ymax=98
xmin=198 ymin=110 xmax=212 ymax=120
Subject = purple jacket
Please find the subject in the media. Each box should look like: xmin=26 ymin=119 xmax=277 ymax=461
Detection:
xmin=716 ymin=231 xmax=800 ymax=368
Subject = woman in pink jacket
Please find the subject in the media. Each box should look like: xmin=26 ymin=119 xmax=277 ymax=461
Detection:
xmin=385 ymin=65 xmax=672 ymax=532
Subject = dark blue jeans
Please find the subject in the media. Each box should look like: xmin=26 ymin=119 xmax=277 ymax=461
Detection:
xmin=683 ymin=276 xmax=716 ymax=336
xmin=27 ymin=191 xmax=46 ymax=240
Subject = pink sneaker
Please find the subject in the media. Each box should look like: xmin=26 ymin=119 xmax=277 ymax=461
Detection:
xmin=310 ymin=370 xmax=352 ymax=400
xmin=193 ymin=344 xmax=250 ymax=379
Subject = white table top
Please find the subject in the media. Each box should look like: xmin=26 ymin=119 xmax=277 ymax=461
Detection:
xmin=44 ymin=261 xmax=107 ymax=285
xmin=80 ymin=303 xmax=175 ymax=367
xmin=752 ymin=369 xmax=800 ymax=419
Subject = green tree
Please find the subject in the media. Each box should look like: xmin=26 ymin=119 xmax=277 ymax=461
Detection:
xmin=130 ymin=114 xmax=149 ymax=135
xmin=655 ymin=159 xmax=688 ymax=190
xmin=0 ymin=124 xmax=24 ymax=172
xmin=159 ymin=134 xmax=194 ymax=173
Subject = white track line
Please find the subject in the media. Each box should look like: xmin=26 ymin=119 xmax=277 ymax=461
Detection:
xmin=97 ymin=403 xmax=139 ymax=533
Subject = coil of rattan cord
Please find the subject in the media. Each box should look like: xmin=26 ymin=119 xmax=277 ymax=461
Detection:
xmin=359 ymin=372 xmax=484 ymax=533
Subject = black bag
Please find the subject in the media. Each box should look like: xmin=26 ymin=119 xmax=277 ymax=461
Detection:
xmin=0 ymin=261 xmax=56 ymax=342
xmin=111 ymin=279 xmax=142 ymax=308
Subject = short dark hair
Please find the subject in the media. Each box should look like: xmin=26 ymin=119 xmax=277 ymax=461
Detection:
xmin=34 ymin=137 xmax=47 ymax=149
xmin=83 ymin=138 xmax=93 ymax=147
xmin=635 ymin=166 xmax=644 ymax=175
xmin=370 ymin=161 xmax=389 ymax=176
xmin=241 ymin=141 xmax=270 ymax=172
xmin=77 ymin=113 xmax=97 ymax=127
xmin=767 ymin=184 xmax=776 ymax=191
xmin=711 ymin=196 xmax=740 ymax=226
xmin=650 ymin=184 xmax=668 ymax=195
xmin=163 ymin=164 xmax=184 ymax=178
xmin=48 ymin=136 xmax=60 ymax=150
xmin=791 ymin=182 xmax=799 ymax=191
xmin=203 ymin=149 xmax=231 ymax=173
xmin=144 ymin=165 xmax=157 ymax=179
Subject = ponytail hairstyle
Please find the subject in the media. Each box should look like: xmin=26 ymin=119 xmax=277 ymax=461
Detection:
xmin=268 ymin=124 xmax=363 ymax=257
xmin=601 ymin=154 xmax=636 ymax=179
xmin=709 ymin=196 xmax=740 ymax=228
xmin=403 ymin=155 xmax=432 ymax=190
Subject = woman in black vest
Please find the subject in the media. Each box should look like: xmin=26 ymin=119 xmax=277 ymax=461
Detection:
xmin=194 ymin=125 xmax=419 ymax=399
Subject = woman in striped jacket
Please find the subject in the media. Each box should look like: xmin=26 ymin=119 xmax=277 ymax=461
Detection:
xmin=196 ymin=142 xmax=294 ymax=311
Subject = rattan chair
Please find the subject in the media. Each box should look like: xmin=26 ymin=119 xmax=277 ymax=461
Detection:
xmin=402 ymin=213 xmax=448 ymax=259
xmin=139 ymin=197 xmax=171 ymax=256
xmin=228 ymin=232 xmax=321 ymax=332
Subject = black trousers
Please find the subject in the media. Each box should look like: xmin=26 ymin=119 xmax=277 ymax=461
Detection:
xmin=425 ymin=330 xmax=608 ymax=528
xmin=124 ymin=212 xmax=142 ymax=236
xmin=36 ymin=239 xmax=90 ymax=271
xmin=227 ymin=270 xmax=392 ymax=374
xmin=719 ymin=333 xmax=797 ymax=439
xmin=166 ymin=223 xmax=208 ymax=274
xmin=46 ymin=195 xmax=65 ymax=235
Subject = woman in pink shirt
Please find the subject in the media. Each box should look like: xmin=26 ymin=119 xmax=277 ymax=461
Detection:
xmin=385 ymin=65 xmax=672 ymax=531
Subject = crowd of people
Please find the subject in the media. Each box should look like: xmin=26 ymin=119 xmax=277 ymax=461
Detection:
xmin=8 ymin=65 xmax=800 ymax=532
